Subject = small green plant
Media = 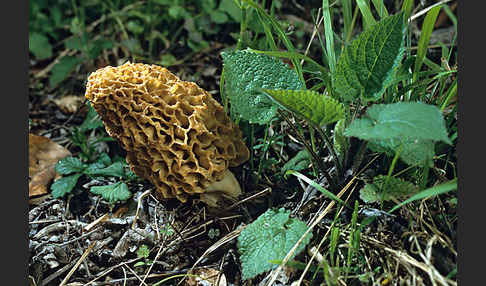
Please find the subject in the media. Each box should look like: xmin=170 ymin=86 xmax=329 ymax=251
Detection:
xmin=237 ymin=208 xmax=312 ymax=280
xmin=51 ymin=154 xmax=136 ymax=204
xmin=70 ymin=104 xmax=114 ymax=162
xmin=51 ymin=104 xmax=136 ymax=203
xmin=134 ymin=244 xmax=153 ymax=267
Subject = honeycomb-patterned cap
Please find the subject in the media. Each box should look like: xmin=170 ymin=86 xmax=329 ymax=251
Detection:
xmin=85 ymin=62 xmax=249 ymax=202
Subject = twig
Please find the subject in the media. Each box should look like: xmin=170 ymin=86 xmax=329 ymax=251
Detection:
xmin=40 ymin=260 xmax=78 ymax=286
xmin=59 ymin=241 xmax=97 ymax=286
xmin=132 ymin=189 xmax=152 ymax=229
xmin=223 ymin=187 xmax=272 ymax=211
xmin=83 ymin=257 xmax=142 ymax=285
xmin=410 ymin=0 xmax=452 ymax=22
xmin=84 ymin=213 xmax=110 ymax=232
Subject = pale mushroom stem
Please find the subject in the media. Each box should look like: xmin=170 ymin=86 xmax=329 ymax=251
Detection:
xmin=199 ymin=170 xmax=242 ymax=207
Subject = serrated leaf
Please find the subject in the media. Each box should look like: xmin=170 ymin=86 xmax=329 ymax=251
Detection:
xmin=55 ymin=157 xmax=87 ymax=175
xmin=237 ymin=208 xmax=312 ymax=280
xmin=359 ymin=175 xmax=418 ymax=203
xmin=51 ymin=173 xmax=82 ymax=198
xmin=281 ymin=149 xmax=311 ymax=174
xmin=222 ymin=49 xmax=304 ymax=124
xmin=263 ymin=89 xmax=344 ymax=127
xmin=49 ymin=56 xmax=82 ymax=88
xmin=29 ymin=32 xmax=53 ymax=60
xmin=84 ymin=162 xmax=126 ymax=178
xmin=136 ymin=245 xmax=150 ymax=259
xmin=333 ymin=12 xmax=406 ymax=102
xmin=369 ymin=137 xmax=435 ymax=167
xmin=90 ymin=182 xmax=132 ymax=204
xmin=344 ymin=102 xmax=451 ymax=144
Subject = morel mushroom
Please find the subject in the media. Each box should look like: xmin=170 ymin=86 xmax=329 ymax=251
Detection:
xmin=85 ymin=62 xmax=249 ymax=206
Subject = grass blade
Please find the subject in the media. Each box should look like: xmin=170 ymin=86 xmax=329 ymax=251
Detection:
xmin=389 ymin=179 xmax=457 ymax=213
xmin=322 ymin=0 xmax=336 ymax=73
xmin=402 ymin=0 xmax=414 ymax=19
xmin=356 ymin=0 xmax=376 ymax=29
xmin=286 ymin=170 xmax=348 ymax=207
xmin=440 ymin=78 xmax=457 ymax=111
xmin=413 ymin=5 xmax=442 ymax=81
xmin=341 ymin=0 xmax=353 ymax=42
xmin=371 ymin=0 xmax=389 ymax=18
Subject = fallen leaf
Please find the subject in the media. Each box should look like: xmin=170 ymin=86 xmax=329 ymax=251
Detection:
xmin=29 ymin=134 xmax=71 ymax=197
xmin=186 ymin=268 xmax=227 ymax=286
xmin=52 ymin=95 xmax=85 ymax=114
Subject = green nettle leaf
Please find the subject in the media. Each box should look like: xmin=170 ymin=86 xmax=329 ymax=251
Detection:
xmin=369 ymin=138 xmax=435 ymax=167
xmin=51 ymin=173 xmax=82 ymax=198
xmin=263 ymin=89 xmax=345 ymax=127
xmin=360 ymin=175 xmax=418 ymax=203
xmin=29 ymin=32 xmax=53 ymax=60
xmin=281 ymin=149 xmax=312 ymax=174
xmin=332 ymin=12 xmax=406 ymax=102
xmin=237 ymin=208 xmax=312 ymax=280
xmin=344 ymin=102 xmax=451 ymax=144
xmin=55 ymin=157 xmax=87 ymax=175
xmin=84 ymin=162 xmax=126 ymax=178
xmin=221 ymin=49 xmax=304 ymax=124
xmin=90 ymin=182 xmax=132 ymax=204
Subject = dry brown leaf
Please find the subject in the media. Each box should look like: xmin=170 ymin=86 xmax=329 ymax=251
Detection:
xmin=53 ymin=95 xmax=84 ymax=114
xmin=186 ymin=268 xmax=227 ymax=286
xmin=29 ymin=133 xmax=71 ymax=197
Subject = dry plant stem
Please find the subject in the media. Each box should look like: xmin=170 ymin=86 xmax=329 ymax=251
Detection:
xmin=132 ymin=189 xmax=152 ymax=229
xmin=279 ymin=110 xmax=337 ymax=190
xmin=84 ymin=257 xmax=144 ymax=285
xmin=84 ymin=213 xmax=109 ymax=232
xmin=223 ymin=187 xmax=272 ymax=212
xmin=141 ymin=244 xmax=165 ymax=285
xmin=41 ymin=260 xmax=78 ymax=286
xmin=410 ymin=0 xmax=452 ymax=22
xmin=123 ymin=265 xmax=148 ymax=286
xmin=59 ymin=241 xmax=97 ymax=286
xmin=300 ymin=8 xmax=323 ymax=66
